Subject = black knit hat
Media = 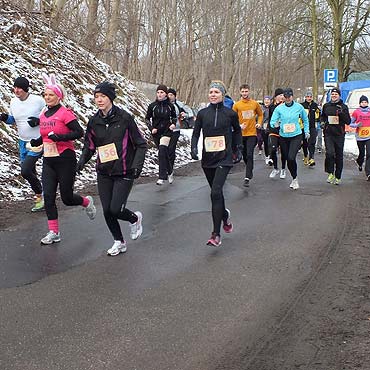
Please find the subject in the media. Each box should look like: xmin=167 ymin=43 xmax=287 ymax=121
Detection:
xmin=283 ymin=88 xmax=294 ymax=97
xmin=13 ymin=76 xmax=29 ymax=92
xmin=274 ymin=88 xmax=284 ymax=97
xmin=331 ymin=88 xmax=341 ymax=95
xmin=156 ymin=84 xmax=168 ymax=94
xmin=94 ymin=81 xmax=117 ymax=102
xmin=359 ymin=95 xmax=369 ymax=104
xmin=168 ymin=88 xmax=176 ymax=96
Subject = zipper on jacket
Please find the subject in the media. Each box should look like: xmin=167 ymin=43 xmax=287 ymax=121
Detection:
xmin=214 ymin=105 xmax=218 ymax=128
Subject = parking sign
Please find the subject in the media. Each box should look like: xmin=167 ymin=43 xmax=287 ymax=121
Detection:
xmin=324 ymin=69 xmax=338 ymax=83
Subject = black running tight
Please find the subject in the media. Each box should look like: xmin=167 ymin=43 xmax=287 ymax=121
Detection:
xmin=203 ymin=166 xmax=230 ymax=236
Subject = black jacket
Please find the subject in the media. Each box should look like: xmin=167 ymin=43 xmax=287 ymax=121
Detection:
xmin=191 ymin=103 xmax=242 ymax=168
xmin=145 ymin=98 xmax=177 ymax=136
xmin=301 ymin=100 xmax=320 ymax=131
xmin=79 ymin=105 xmax=147 ymax=177
xmin=321 ymin=99 xmax=351 ymax=137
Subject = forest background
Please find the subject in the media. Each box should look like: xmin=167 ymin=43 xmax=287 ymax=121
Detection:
xmin=5 ymin=0 xmax=370 ymax=105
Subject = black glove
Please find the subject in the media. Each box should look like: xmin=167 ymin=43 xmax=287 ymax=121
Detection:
xmin=0 ymin=113 xmax=9 ymax=122
xmin=48 ymin=131 xmax=62 ymax=142
xmin=27 ymin=117 xmax=40 ymax=127
xmin=75 ymin=160 xmax=85 ymax=174
xmin=232 ymin=147 xmax=243 ymax=164
xmin=30 ymin=137 xmax=43 ymax=147
xmin=191 ymin=147 xmax=199 ymax=160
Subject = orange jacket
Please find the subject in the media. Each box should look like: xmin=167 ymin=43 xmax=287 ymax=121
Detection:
xmin=232 ymin=99 xmax=263 ymax=136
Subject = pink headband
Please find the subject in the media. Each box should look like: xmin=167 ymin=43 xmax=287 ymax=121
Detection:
xmin=45 ymin=84 xmax=63 ymax=100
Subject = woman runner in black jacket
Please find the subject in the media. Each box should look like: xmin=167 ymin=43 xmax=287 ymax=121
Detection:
xmin=77 ymin=82 xmax=147 ymax=256
xmin=191 ymin=81 xmax=242 ymax=247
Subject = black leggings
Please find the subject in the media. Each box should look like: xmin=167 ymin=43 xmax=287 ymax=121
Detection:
xmin=279 ymin=134 xmax=302 ymax=179
xmin=97 ymin=173 xmax=138 ymax=241
xmin=21 ymin=154 xmax=42 ymax=195
xmin=153 ymin=134 xmax=173 ymax=180
xmin=42 ymin=153 xmax=83 ymax=220
xmin=269 ymin=135 xmax=286 ymax=170
xmin=203 ymin=166 xmax=230 ymax=236
xmin=168 ymin=130 xmax=180 ymax=170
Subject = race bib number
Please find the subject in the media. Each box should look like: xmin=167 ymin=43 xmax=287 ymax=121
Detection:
xmin=204 ymin=136 xmax=226 ymax=152
xmin=328 ymin=116 xmax=339 ymax=125
xmin=358 ymin=127 xmax=370 ymax=139
xmin=242 ymin=110 xmax=254 ymax=119
xmin=43 ymin=142 xmax=59 ymax=157
xmin=98 ymin=143 xmax=119 ymax=163
xmin=283 ymin=123 xmax=296 ymax=133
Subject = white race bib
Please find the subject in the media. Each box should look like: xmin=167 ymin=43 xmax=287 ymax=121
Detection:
xmin=98 ymin=143 xmax=119 ymax=163
xmin=242 ymin=110 xmax=255 ymax=119
xmin=328 ymin=116 xmax=339 ymax=125
xmin=204 ymin=136 xmax=226 ymax=152
xmin=43 ymin=142 xmax=59 ymax=157
xmin=283 ymin=123 xmax=296 ymax=133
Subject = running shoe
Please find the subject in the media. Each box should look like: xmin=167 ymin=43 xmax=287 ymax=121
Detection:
xmin=130 ymin=211 xmax=143 ymax=240
xmin=107 ymin=240 xmax=127 ymax=256
xmin=279 ymin=169 xmax=286 ymax=179
xmin=303 ymin=157 xmax=309 ymax=165
xmin=356 ymin=160 xmax=363 ymax=172
xmin=156 ymin=179 xmax=164 ymax=185
xmin=269 ymin=169 xmax=279 ymax=178
xmin=258 ymin=150 xmax=262 ymax=155
xmin=289 ymin=178 xmax=300 ymax=190
xmin=243 ymin=178 xmax=250 ymax=187
xmin=327 ymin=173 xmax=335 ymax=184
xmin=41 ymin=231 xmax=61 ymax=245
xmin=223 ymin=209 xmax=233 ymax=233
xmin=206 ymin=233 xmax=222 ymax=247
xmin=317 ymin=148 xmax=322 ymax=154
xmin=168 ymin=172 xmax=174 ymax=184
xmin=308 ymin=159 xmax=315 ymax=167
xmin=85 ymin=196 xmax=96 ymax=220
xmin=334 ymin=178 xmax=341 ymax=185
xmin=265 ymin=157 xmax=270 ymax=165
xmin=31 ymin=196 xmax=44 ymax=212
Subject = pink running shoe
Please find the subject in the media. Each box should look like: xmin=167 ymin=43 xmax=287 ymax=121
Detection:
xmin=207 ymin=233 xmax=222 ymax=247
xmin=223 ymin=208 xmax=233 ymax=233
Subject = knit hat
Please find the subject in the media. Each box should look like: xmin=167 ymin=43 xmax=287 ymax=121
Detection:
xmin=156 ymin=84 xmax=168 ymax=94
xmin=331 ymin=88 xmax=341 ymax=95
xmin=274 ymin=88 xmax=284 ymax=97
xmin=283 ymin=88 xmax=294 ymax=97
xmin=168 ymin=88 xmax=176 ymax=96
xmin=94 ymin=81 xmax=117 ymax=102
xmin=359 ymin=95 xmax=369 ymax=104
xmin=305 ymin=91 xmax=313 ymax=97
xmin=209 ymin=80 xmax=226 ymax=96
xmin=13 ymin=77 xmax=29 ymax=92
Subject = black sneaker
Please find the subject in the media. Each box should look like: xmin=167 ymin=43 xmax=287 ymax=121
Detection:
xmin=243 ymin=178 xmax=250 ymax=187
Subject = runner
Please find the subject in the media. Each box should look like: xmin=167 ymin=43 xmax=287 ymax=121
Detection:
xmin=0 ymin=77 xmax=45 ymax=211
xmin=191 ymin=80 xmax=242 ymax=247
xmin=30 ymin=73 xmax=96 ymax=245
xmin=321 ymin=88 xmax=351 ymax=185
xmin=146 ymin=85 xmax=177 ymax=185
xmin=76 ymin=81 xmax=147 ymax=256
xmin=349 ymin=95 xmax=370 ymax=180
xmin=301 ymin=91 xmax=321 ymax=167
xmin=261 ymin=96 xmax=271 ymax=163
xmin=167 ymin=88 xmax=194 ymax=181
xmin=270 ymin=88 xmax=309 ymax=190
xmin=268 ymin=88 xmax=287 ymax=179
xmin=232 ymin=84 xmax=263 ymax=187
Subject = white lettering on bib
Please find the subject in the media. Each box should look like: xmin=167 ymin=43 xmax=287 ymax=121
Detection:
xmin=43 ymin=142 xmax=59 ymax=157
xmin=98 ymin=143 xmax=119 ymax=163
xmin=204 ymin=136 xmax=226 ymax=152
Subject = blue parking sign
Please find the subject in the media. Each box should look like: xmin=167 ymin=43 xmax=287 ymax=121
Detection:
xmin=324 ymin=69 xmax=338 ymax=83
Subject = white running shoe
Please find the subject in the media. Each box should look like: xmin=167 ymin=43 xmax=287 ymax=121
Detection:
xmin=269 ymin=169 xmax=279 ymax=178
xmin=168 ymin=172 xmax=174 ymax=184
xmin=130 ymin=211 xmax=143 ymax=240
xmin=107 ymin=240 xmax=127 ymax=256
xmin=265 ymin=157 xmax=270 ymax=165
xmin=156 ymin=179 xmax=164 ymax=185
xmin=289 ymin=178 xmax=300 ymax=190
xmin=41 ymin=231 xmax=61 ymax=245
xmin=85 ymin=196 xmax=96 ymax=220
xmin=280 ymin=169 xmax=286 ymax=179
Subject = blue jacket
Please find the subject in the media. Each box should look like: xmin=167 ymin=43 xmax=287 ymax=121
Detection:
xmin=270 ymin=101 xmax=309 ymax=138
xmin=223 ymin=95 xmax=234 ymax=109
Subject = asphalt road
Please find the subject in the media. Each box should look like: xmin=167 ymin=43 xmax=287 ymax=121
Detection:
xmin=0 ymin=151 xmax=368 ymax=370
